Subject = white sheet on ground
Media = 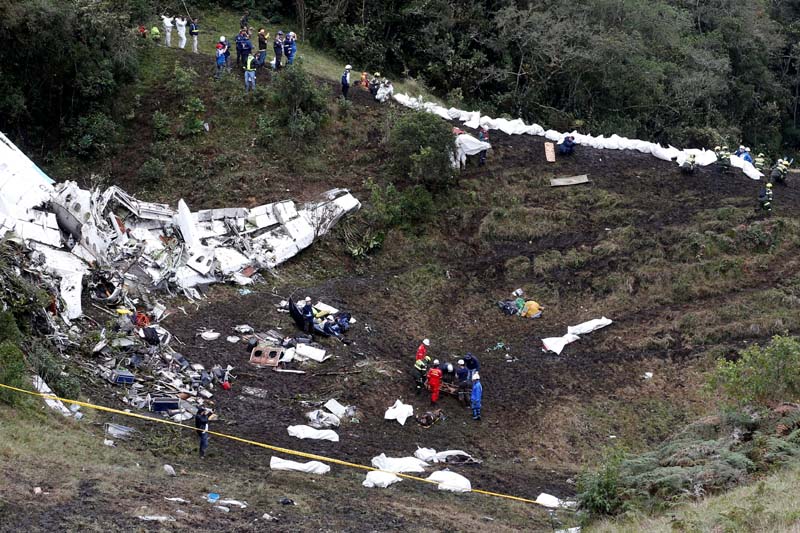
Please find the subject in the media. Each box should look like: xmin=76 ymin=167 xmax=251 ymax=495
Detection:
xmin=541 ymin=333 xmax=580 ymax=355
xmin=567 ymin=317 xmax=613 ymax=336
xmin=32 ymin=375 xmax=72 ymax=416
xmin=306 ymin=409 xmax=341 ymax=428
xmin=287 ymin=425 xmax=339 ymax=442
xmin=454 ymin=134 xmax=491 ymax=168
xmin=270 ymin=456 xmax=330 ymax=475
xmin=414 ymin=447 xmax=475 ymax=463
xmin=371 ymin=453 xmax=429 ymax=473
xmin=535 ymin=492 xmax=576 ymax=509
xmin=426 ymin=470 xmax=471 ymax=492
xmin=384 ymin=399 xmax=414 ymax=426
xmin=363 ymin=470 xmax=402 ymax=488
xmin=324 ymin=398 xmax=348 ymax=418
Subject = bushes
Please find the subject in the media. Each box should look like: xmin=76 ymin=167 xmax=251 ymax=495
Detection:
xmin=69 ymin=112 xmax=120 ymax=158
xmin=270 ymin=66 xmax=329 ymax=140
xmin=137 ymin=157 xmax=166 ymax=182
xmin=0 ymin=341 xmax=27 ymax=405
xmin=255 ymin=114 xmax=276 ymax=147
xmin=177 ymin=97 xmax=206 ymax=137
xmin=710 ymin=336 xmax=800 ymax=406
xmin=152 ymin=110 xmax=171 ymax=140
xmin=389 ymin=111 xmax=455 ymax=191
xmin=578 ymin=449 xmax=624 ymax=516
xmin=365 ymin=178 xmax=434 ymax=229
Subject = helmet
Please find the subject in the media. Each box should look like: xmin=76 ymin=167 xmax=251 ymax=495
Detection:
xmin=472 ymin=372 xmax=480 ymax=380
xmin=457 ymin=359 xmax=464 ymax=365
xmin=714 ymin=146 xmax=721 ymax=151
xmin=433 ymin=359 xmax=439 ymax=365
xmin=446 ymin=363 xmax=453 ymax=373
xmin=345 ymin=64 xmax=352 ymax=70
xmin=305 ymin=296 xmax=311 ymax=302
xmin=758 ymin=153 xmax=765 ymax=158
xmin=220 ymin=35 xmax=226 ymax=42
xmin=374 ymin=72 xmax=380 ymax=77
xmin=745 ymin=147 xmax=751 ymax=152
xmin=766 ymin=183 xmax=773 ymax=188
xmin=277 ymin=30 xmax=284 ymax=35
xmin=722 ymin=146 xmax=729 ymax=151
xmin=424 ymin=356 xmax=431 ymax=363
xmin=739 ymin=145 xmax=745 ymax=151
xmin=422 ymin=338 xmax=430 ymax=346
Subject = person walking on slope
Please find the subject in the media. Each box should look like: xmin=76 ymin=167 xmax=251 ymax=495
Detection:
xmin=161 ymin=15 xmax=173 ymax=47
xmin=175 ymin=16 xmax=187 ymax=49
xmin=759 ymin=182 xmax=773 ymax=216
xmin=189 ymin=18 xmax=200 ymax=54
xmin=235 ymin=30 xmax=248 ymax=68
xmin=427 ymin=360 xmax=443 ymax=406
xmin=214 ymin=43 xmax=225 ymax=79
xmin=244 ymin=49 xmax=257 ymax=93
xmin=273 ymin=31 xmax=285 ymax=71
xmin=478 ymin=127 xmax=489 ymax=166
xmin=341 ymin=65 xmax=352 ymax=99
xmin=414 ymin=355 xmax=431 ymax=395
xmin=471 ymin=373 xmax=483 ymax=421
xmin=257 ymin=28 xmax=268 ymax=69
xmin=195 ymin=406 xmax=212 ymax=457
xmin=416 ymin=338 xmax=430 ymax=361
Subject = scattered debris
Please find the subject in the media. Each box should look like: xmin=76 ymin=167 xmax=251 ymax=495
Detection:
xmin=426 ymin=470 xmax=472 ymax=493
xmin=215 ymin=505 xmax=230 ymax=513
xmin=218 ymin=499 xmax=248 ymax=509
xmin=287 ymin=425 xmax=339 ymax=442
xmin=279 ymin=497 xmax=296 ymax=505
xmin=323 ymin=398 xmax=348 ymax=418
xmin=32 ymin=376 xmax=72 ymax=417
xmin=137 ymin=515 xmax=176 ymax=522
xmin=371 ymin=454 xmax=428 ymax=473
xmin=226 ymin=336 xmax=240 ymax=343
xmin=103 ymin=439 xmax=115 ymax=447
xmin=644 ymin=372 xmax=654 ymax=379
xmin=535 ymin=493 xmax=577 ymax=509
xmin=164 ymin=497 xmax=189 ymax=504
xmin=207 ymin=493 xmax=220 ymax=503
xmin=270 ymin=456 xmax=330 ymax=475
xmin=262 ymin=513 xmax=277 ymax=521
xmin=163 ymin=464 xmax=176 ymax=477
xmin=200 ymin=330 xmax=221 ymax=341
xmin=384 ymin=399 xmax=414 ymax=426
xmin=415 ymin=447 xmax=481 ymax=465
xmin=32 ymin=487 xmax=43 ymax=496
xmin=306 ymin=409 xmax=341 ymax=429
xmin=544 ymin=142 xmax=556 ymax=162
xmin=363 ymin=471 xmax=402 ymax=488
xmin=550 ymin=175 xmax=590 ymax=187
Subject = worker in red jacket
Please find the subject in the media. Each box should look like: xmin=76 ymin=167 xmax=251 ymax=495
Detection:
xmin=427 ymin=360 xmax=443 ymax=405
xmin=415 ymin=338 xmax=430 ymax=361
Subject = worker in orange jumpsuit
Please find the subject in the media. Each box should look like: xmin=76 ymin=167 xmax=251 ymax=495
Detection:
xmin=427 ymin=359 xmax=443 ymax=405
xmin=415 ymin=338 xmax=430 ymax=361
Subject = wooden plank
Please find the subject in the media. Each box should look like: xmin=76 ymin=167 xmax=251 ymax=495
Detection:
xmin=550 ymin=175 xmax=590 ymax=187
xmin=544 ymin=142 xmax=556 ymax=163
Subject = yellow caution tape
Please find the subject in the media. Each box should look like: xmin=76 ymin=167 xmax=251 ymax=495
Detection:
xmin=0 ymin=382 xmax=566 ymax=508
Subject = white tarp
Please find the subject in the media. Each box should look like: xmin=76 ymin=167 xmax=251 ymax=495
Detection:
xmin=454 ymin=134 xmax=491 ymax=168
xmin=567 ymin=317 xmax=613 ymax=336
xmin=541 ymin=333 xmax=580 ymax=355
xmin=384 ymin=399 xmax=414 ymax=426
xmin=363 ymin=470 xmax=402 ymax=488
xmin=370 ymin=453 xmax=429 ymax=473
xmin=535 ymin=492 xmax=577 ymax=509
xmin=32 ymin=375 xmax=72 ymax=416
xmin=426 ymin=470 xmax=471 ymax=493
xmin=323 ymin=398 xmax=348 ymax=418
xmin=287 ymin=425 xmax=339 ymax=442
xmin=270 ymin=456 xmax=330 ymax=475
xmin=414 ymin=447 xmax=475 ymax=464
xmin=391 ymin=94 xmax=764 ymax=180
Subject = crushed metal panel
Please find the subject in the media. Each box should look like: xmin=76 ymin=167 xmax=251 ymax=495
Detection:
xmin=273 ymin=201 xmax=298 ymax=224
xmin=214 ymin=247 xmax=251 ymax=275
xmin=250 ymin=344 xmax=284 ymax=367
xmin=247 ymin=203 xmax=279 ymax=229
xmin=550 ymin=175 xmax=590 ymax=187
xmin=283 ymin=217 xmax=315 ymax=249
xmin=175 ymin=199 xmax=201 ymax=250
xmin=185 ymin=246 xmax=216 ymax=275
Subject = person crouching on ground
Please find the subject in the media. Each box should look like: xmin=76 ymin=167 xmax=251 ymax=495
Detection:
xmin=471 ymin=373 xmax=483 ymax=421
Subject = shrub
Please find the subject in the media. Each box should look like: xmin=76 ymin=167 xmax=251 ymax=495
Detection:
xmin=166 ymin=61 xmax=198 ymax=99
xmin=152 ymin=110 xmax=171 ymax=140
xmin=270 ymin=66 xmax=329 ymax=141
xmin=0 ymin=311 xmax=22 ymax=344
xmin=177 ymin=97 xmax=205 ymax=137
xmin=26 ymin=340 xmax=80 ymax=400
xmin=256 ymin=114 xmax=276 ymax=147
xmin=578 ymin=449 xmax=624 ymax=516
xmin=365 ymin=178 xmax=434 ymax=229
xmin=0 ymin=341 xmax=28 ymax=405
xmin=69 ymin=111 xmax=119 ymax=158
xmin=710 ymin=335 xmax=800 ymax=405
xmin=389 ymin=110 xmax=456 ymax=191
xmin=137 ymin=157 xmax=166 ymax=182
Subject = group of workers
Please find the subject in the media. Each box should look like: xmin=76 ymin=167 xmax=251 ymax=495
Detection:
xmin=413 ymin=339 xmax=483 ymax=421
xmin=215 ymin=26 xmax=299 ymax=89
xmin=142 ymin=15 xmax=200 ymax=53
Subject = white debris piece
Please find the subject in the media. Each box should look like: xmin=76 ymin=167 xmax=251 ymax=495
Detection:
xmin=371 ymin=453 xmax=428 ymax=473
xmin=363 ymin=471 xmax=402 ymax=488
xmin=306 ymin=409 xmax=341 ymax=429
xmin=535 ymin=493 xmax=576 ymax=509
xmin=234 ymin=325 xmax=254 ymax=334
xmin=164 ymin=497 xmax=190 ymax=504
xmin=287 ymin=425 xmax=339 ymax=442
xmin=453 ymin=133 xmax=491 ymax=168
xmin=313 ymin=301 xmax=339 ymax=315
xmin=137 ymin=515 xmax=176 ymax=522
xmin=226 ymin=336 xmax=240 ymax=343
xmin=384 ymin=399 xmax=414 ymax=426
xmin=323 ymin=398 xmax=348 ymax=418
xmin=566 ymin=317 xmax=613 ymax=335
xmin=32 ymin=375 xmax=72 ymax=416
xmin=541 ymin=333 xmax=580 ymax=355
xmin=201 ymin=330 xmax=221 ymax=341
xmin=163 ymin=464 xmax=176 ymax=477
xmin=414 ymin=447 xmax=476 ymax=464
xmin=294 ymin=344 xmax=329 ymax=363
xmin=218 ymin=499 xmax=248 ymax=509
xmin=270 ymin=456 xmax=331 ymax=475
xmin=426 ymin=470 xmax=472 ymax=493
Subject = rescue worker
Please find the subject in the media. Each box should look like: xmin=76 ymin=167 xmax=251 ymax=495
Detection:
xmin=244 ymin=49 xmax=257 ymax=93
xmin=301 ymin=296 xmax=314 ymax=333
xmin=754 ymin=153 xmax=767 ymax=172
xmin=219 ymin=36 xmax=230 ymax=71
xmin=771 ymin=159 xmax=788 ymax=184
xmin=478 ymin=127 xmax=489 ymax=166
xmin=734 ymin=145 xmax=745 ymax=157
xmin=416 ymin=338 xmax=430 ymax=361
xmin=369 ymin=73 xmax=381 ymax=96
xmin=414 ymin=355 xmax=432 ymax=394
xmin=758 ymin=182 xmax=773 ymax=215
xmin=150 ymin=25 xmax=161 ymax=44
xmin=714 ymin=146 xmax=721 ymax=158
xmin=463 ymin=353 xmax=480 ymax=380
xmin=175 ymin=16 xmax=187 ymax=49
xmin=558 ymin=135 xmax=575 ymax=156
xmin=427 ymin=360 xmax=443 ymax=406
xmin=273 ymin=31 xmax=284 ymax=71
xmin=680 ymin=154 xmax=697 ymax=175
xmin=341 ymin=65 xmax=352 ymax=99
xmin=322 ymin=315 xmax=342 ymax=338
xmin=189 ymin=18 xmax=200 ymax=54
xmin=257 ymin=28 xmax=268 ymax=68
xmin=284 ymin=32 xmax=297 ymax=65
xmin=456 ymin=359 xmax=471 ymax=407
xmin=717 ymin=146 xmax=732 ymax=172
xmin=742 ymin=148 xmax=753 ymax=164
xmin=235 ymin=30 xmax=250 ymax=69
xmin=161 ymin=15 xmax=173 ymax=47
xmin=214 ymin=43 xmax=225 ymax=80
xmin=440 ymin=361 xmax=455 ymax=384
xmin=360 ymin=71 xmax=369 ymax=89
xmin=471 ymin=372 xmax=483 ymax=421
xmin=195 ymin=406 xmax=211 ymax=457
